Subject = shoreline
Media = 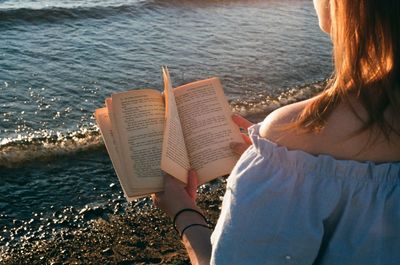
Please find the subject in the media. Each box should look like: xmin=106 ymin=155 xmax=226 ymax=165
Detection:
xmin=1 ymin=179 xmax=226 ymax=265
xmin=0 ymin=79 xmax=327 ymax=167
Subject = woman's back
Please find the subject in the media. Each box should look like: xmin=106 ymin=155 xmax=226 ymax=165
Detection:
xmin=212 ymin=117 xmax=400 ymax=264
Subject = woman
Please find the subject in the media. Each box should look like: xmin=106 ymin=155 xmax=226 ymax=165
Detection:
xmin=153 ymin=0 xmax=400 ymax=264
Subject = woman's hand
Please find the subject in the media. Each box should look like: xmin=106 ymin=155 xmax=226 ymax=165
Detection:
xmin=230 ymin=114 xmax=254 ymax=155
xmin=152 ymin=169 xmax=199 ymax=219
xmin=152 ymin=170 xmax=212 ymax=265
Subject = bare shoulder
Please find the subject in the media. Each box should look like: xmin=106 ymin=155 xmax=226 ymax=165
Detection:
xmin=259 ymin=98 xmax=315 ymax=150
xmin=259 ymin=97 xmax=400 ymax=162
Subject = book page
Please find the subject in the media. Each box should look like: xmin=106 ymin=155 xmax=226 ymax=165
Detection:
xmin=105 ymin=98 xmax=125 ymax=174
xmin=95 ymin=107 xmax=129 ymax=195
xmin=160 ymin=67 xmax=190 ymax=183
xmin=95 ymin=108 xmax=156 ymax=200
xmin=111 ymin=89 xmax=165 ymax=191
xmin=174 ymin=78 xmax=244 ymax=184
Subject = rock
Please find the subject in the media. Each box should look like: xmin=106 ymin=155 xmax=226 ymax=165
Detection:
xmin=102 ymin=247 xmax=113 ymax=256
xmin=117 ymin=260 xmax=135 ymax=265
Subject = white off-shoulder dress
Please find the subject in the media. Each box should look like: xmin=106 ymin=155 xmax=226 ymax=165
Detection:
xmin=211 ymin=123 xmax=400 ymax=265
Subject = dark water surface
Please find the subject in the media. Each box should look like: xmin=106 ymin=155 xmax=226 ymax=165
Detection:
xmin=0 ymin=0 xmax=332 ymax=246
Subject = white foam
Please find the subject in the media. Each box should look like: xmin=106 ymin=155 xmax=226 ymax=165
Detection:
xmin=0 ymin=129 xmax=104 ymax=167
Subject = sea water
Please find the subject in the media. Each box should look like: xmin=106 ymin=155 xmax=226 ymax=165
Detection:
xmin=0 ymin=0 xmax=332 ymax=247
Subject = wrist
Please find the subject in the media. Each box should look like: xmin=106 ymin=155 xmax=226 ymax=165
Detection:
xmin=173 ymin=208 xmax=209 ymax=235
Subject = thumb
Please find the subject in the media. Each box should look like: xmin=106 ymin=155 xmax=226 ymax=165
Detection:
xmin=185 ymin=169 xmax=198 ymax=200
xmin=230 ymin=142 xmax=250 ymax=155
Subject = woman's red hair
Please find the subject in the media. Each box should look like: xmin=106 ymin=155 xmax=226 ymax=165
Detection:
xmin=296 ymin=0 xmax=400 ymax=138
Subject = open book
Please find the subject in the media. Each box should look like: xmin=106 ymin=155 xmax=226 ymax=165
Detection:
xmin=95 ymin=67 xmax=244 ymax=201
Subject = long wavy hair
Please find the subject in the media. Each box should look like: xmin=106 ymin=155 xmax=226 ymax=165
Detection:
xmin=296 ymin=0 xmax=400 ymax=138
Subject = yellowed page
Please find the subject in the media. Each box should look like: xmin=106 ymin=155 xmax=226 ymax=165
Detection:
xmin=160 ymin=67 xmax=190 ymax=183
xmin=95 ymin=108 xmax=156 ymax=200
xmin=174 ymin=78 xmax=244 ymax=184
xmin=105 ymin=98 xmax=125 ymax=176
xmin=95 ymin=107 xmax=128 ymax=194
xmin=111 ymin=89 xmax=165 ymax=191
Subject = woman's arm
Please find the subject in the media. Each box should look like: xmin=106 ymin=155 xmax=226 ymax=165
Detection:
xmin=152 ymin=115 xmax=254 ymax=264
xmin=152 ymin=171 xmax=212 ymax=265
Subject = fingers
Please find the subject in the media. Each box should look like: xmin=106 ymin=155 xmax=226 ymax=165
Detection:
xmin=232 ymin=114 xmax=254 ymax=130
xmin=231 ymin=114 xmax=253 ymax=156
xmin=164 ymin=174 xmax=185 ymax=189
xmin=159 ymin=172 xmax=198 ymax=201
xmin=185 ymin=169 xmax=198 ymax=200
xmin=230 ymin=142 xmax=250 ymax=155
xmin=151 ymin=193 xmax=158 ymax=205
xmin=241 ymin=133 xmax=252 ymax=145
xmin=151 ymin=191 xmax=163 ymax=208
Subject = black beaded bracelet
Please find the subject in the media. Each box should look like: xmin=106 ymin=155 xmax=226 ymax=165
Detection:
xmin=173 ymin=208 xmax=208 ymax=234
xmin=180 ymin=223 xmax=210 ymax=239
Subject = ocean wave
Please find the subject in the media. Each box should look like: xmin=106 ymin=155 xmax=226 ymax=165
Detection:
xmin=0 ymin=80 xmax=326 ymax=167
xmin=231 ymin=79 xmax=326 ymax=117
xmin=0 ymin=128 xmax=103 ymax=167
xmin=0 ymin=1 xmax=151 ymax=23
xmin=0 ymin=0 xmax=284 ymax=24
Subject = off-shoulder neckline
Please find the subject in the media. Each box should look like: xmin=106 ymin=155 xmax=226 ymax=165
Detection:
xmin=247 ymin=123 xmax=400 ymax=182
